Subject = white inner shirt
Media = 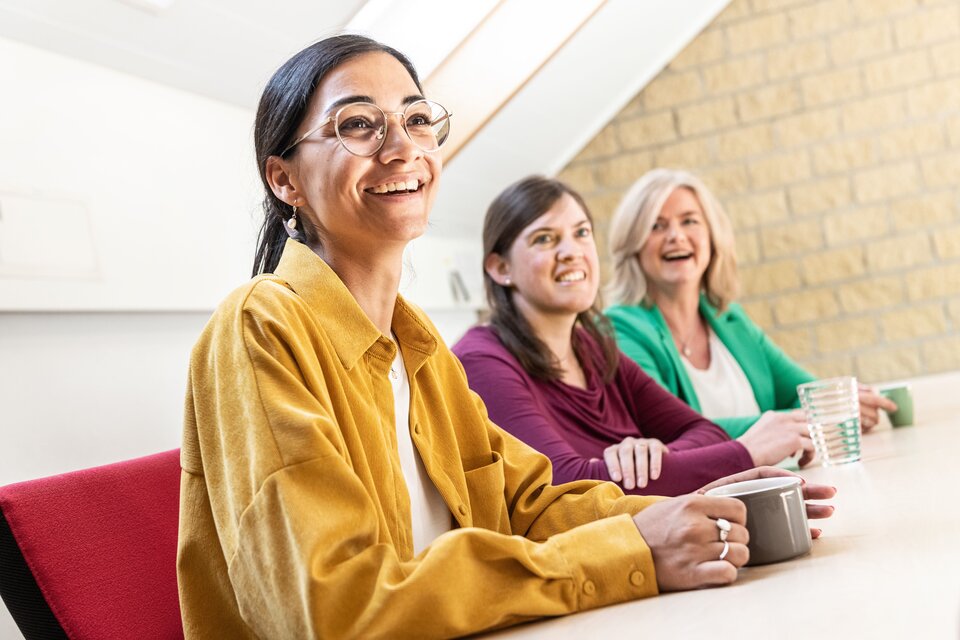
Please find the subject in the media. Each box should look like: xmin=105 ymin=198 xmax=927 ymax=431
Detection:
xmin=389 ymin=338 xmax=452 ymax=555
xmin=681 ymin=328 xmax=761 ymax=420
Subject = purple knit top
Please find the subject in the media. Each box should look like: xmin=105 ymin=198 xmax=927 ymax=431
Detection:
xmin=453 ymin=325 xmax=755 ymax=496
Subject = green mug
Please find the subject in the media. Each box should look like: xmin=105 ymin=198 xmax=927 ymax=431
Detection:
xmin=879 ymin=384 xmax=914 ymax=427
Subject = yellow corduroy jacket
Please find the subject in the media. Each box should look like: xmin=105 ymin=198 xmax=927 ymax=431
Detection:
xmin=177 ymin=239 xmax=661 ymax=639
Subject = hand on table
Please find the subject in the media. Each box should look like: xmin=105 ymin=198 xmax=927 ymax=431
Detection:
xmin=698 ymin=466 xmax=837 ymax=538
xmin=632 ymin=468 xmax=838 ymax=592
xmin=859 ymin=384 xmax=898 ymax=432
xmin=737 ymin=410 xmax=815 ymax=468
xmin=631 ymin=494 xmax=748 ymax=591
xmin=604 ymin=437 xmax=669 ymax=490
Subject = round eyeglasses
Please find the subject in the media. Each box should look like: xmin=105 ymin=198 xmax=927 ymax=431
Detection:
xmin=280 ymin=99 xmax=452 ymax=158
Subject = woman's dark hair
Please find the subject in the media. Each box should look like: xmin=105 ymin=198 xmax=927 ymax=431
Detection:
xmin=483 ymin=175 xmax=620 ymax=383
xmin=251 ymin=34 xmax=423 ymax=276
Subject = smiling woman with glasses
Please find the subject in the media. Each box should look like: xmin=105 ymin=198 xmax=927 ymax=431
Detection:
xmin=176 ymin=35 xmax=836 ymax=640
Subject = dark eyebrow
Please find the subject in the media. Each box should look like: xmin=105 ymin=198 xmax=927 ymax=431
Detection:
xmin=523 ymin=226 xmax=556 ymax=240
xmin=324 ymin=95 xmax=375 ymax=114
xmin=323 ymin=94 xmax=426 ymax=115
xmin=525 ymin=217 xmax=591 ymax=237
xmin=528 ymin=227 xmax=551 ymax=234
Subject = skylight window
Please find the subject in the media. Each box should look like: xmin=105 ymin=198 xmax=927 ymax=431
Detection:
xmin=346 ymin=0 xmax=499 ymax=78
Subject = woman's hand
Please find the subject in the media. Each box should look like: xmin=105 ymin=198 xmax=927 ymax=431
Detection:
xmin=859 ymin=384 xmax=898 ymax=432
xmin=698 ymin=466 xmax=838 ymax=538
xmin=631 ymin=494 xmax=749 ymax=591
xmin=604 ymin=437 xmax=669 ymax=490
xmin=736 ymin=410 xmax=814 ymax=467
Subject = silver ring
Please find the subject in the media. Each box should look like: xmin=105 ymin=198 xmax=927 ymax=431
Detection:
xmin=719 ymin=540 xmax=730 ymax=561
xmin=716 ymin=517 xmax=731 ymax=542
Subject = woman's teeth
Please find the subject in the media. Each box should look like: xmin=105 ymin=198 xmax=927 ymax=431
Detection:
xmin=369 ymin=180 xmax=419 ymax=194
xmin=557 ymin=271 xmax=586 ymax=282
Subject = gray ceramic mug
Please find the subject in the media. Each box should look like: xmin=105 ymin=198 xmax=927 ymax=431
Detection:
xmin=705 ymin=476 xmax=812 ymax=566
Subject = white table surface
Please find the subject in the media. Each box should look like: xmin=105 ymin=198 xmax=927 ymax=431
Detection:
xmin=490 ymin=371 xmax=960 ymax=639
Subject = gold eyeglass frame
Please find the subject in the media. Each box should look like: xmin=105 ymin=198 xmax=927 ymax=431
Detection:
xmin=279 ymin=99 xmax=452 ymax=158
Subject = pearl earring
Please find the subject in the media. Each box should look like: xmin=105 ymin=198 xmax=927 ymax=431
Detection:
xmin=283 ymin=204 xmax=301 ymax=239
xmin=504 ymin=276 xmax=511 ymax=286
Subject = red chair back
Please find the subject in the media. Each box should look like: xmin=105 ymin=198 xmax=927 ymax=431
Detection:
xmin=0 ymin=449 xmax=184 ymax=639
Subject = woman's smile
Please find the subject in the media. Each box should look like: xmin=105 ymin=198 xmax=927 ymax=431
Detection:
xmin=555 ymin=269 xmax=587 ymax=283
xmin=365 ymin=177 xmax=424 ymax=195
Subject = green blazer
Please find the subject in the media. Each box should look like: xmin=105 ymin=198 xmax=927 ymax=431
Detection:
xmin=605 ymin=297 xmax=814 ymax=438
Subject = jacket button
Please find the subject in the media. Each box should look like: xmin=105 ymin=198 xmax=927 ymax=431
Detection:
xmin=413 ymin=423 xmax=421 ymax=435
xmin=458 ymin=504 xmax=467 ymax=516
xmin=630 ymin=571 xmax=644 ymax=587
xmin=583 ymin=580 xmax=596 ymax=596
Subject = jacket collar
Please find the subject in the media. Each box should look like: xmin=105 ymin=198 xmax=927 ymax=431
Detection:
xmin=273 ymin=239 xmax=437 ymax=370
xmin=649 ymin=294 xmax=771 ymax=409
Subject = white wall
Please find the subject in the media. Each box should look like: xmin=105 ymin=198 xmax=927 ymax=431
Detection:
xmin=0 ymin=36 xmax=260 ymax=311
xmin=0 ymin=312 xmax=205 ymax=484
xmin=0 ymin=48 xmax=256 ymax=640
xmin=0 ymin=52 xmax=257 ymax=640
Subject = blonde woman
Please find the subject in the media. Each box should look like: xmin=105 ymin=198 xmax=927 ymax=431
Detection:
xmin=605 ymin=168 xmax=895 ymax=443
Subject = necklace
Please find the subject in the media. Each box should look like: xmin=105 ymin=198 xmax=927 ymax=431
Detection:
xmin=665 ymin=317 xmax=701 ymax=359
xmin=389 ymin=364 xmax=399 ymax=380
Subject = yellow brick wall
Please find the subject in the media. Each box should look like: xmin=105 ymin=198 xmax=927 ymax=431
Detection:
xmin=559 ymin=0 xmax=960 ymax=382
